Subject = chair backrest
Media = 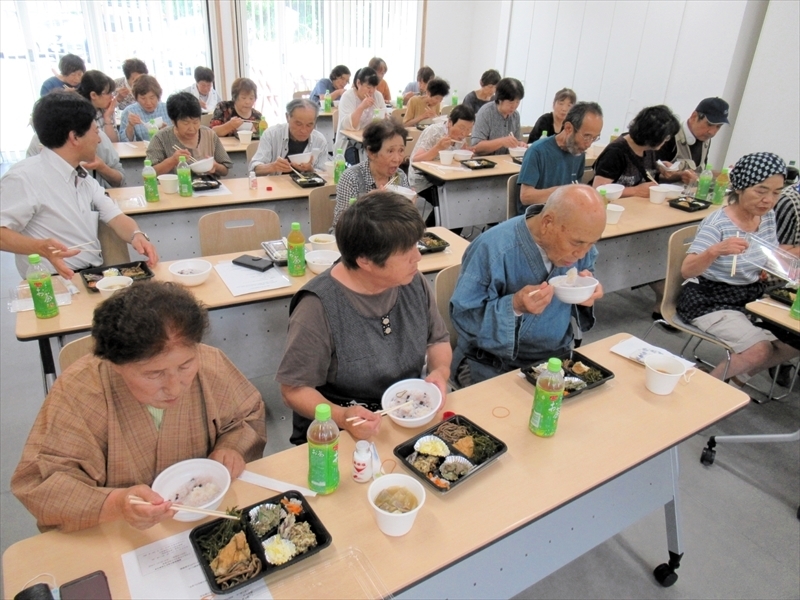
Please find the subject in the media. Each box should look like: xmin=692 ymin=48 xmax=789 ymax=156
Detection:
xmin=59 ymin=335 xmax=94 ymax=373
xmin=441 ymin=104 xmax=454 ymax=116
xmin=434 ymin=264 xmax=461 ymax=349
xmin=245 ymin=141 xmax=260 ymax=166
xmin=200 ymin=113 xmax=213 ymax=127
xmin=309 ymin=184 xmax=337 ymax=234
xmin=581 ymin=167 xmax=594 ymax=184
xmin=661 ymin=225 xmax=699 ymax=322
xmin=198 ymin=208 xmax=281 ymax=255
xmin=521 ymin=125 xmax=533 ymax=135
xmin=98 ymin=221 xmax=130 ymax=266
xmin=506 ymin=173 xmax=519 ymax=221
xmin=404 ymin=128 xmax=422 ymax=160
xmin=332 ymin=108 xmax=339 ymax=137
xmin=390 ymin=108 xmax=407 ymax=124
xmin=292 ymin=90 xmax=310 ymax=100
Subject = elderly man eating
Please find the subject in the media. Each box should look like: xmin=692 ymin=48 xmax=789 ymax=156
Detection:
xmin=450 ymin=185 xmax=606 ymax=386
xmin=250 ymin=98 xmax=329 ymax=175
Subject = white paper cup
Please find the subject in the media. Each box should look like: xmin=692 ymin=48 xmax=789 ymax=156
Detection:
xmin=237 ymin=130 xmax=253 ymax=144
xmin=606 ymin=204 xmax=624 ymax=224
xmin=644 ymin=355 xmax=686 ymax=395
xmin=157 ymin=174 xmax=178 ymax=194
xmin=439 ymin=150 xmax=454 ymax=166
xmin=367 ymin=474 xmax=426 ymax=537
xmin=649 ymin=185 xmax=670 ymax=204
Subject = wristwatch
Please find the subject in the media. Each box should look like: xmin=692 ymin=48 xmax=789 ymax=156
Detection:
xmin=130 ymin=230 xmax=150 ymax=243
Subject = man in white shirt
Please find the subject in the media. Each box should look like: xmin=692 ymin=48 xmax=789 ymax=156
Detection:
xmin=0 ymin=91 xmax=158 ymax=278
xmin=183 ymin=66 xmax=222 ymax=113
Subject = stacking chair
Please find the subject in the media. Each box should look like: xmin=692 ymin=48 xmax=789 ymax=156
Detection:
xmin=98 ymin=221 xmax=130 ymax=265
xmin=309 ymin=184 xmax=337 ymax=234
xmin=403 ymin=128 xmax=422 ymax=160
xmin=292 ymin=90 xmax=311 ymax=100
xmin=59 ymin=335 xmax=94 ymax=373
xmin=434 ymin=264 xmax=462 ymax=389
xmin=441 ymin=105 xmax=454 ymax=116
xmin=245 ymin=141 xmax=260 ymax=166
xmin=506 ymin=174 xmax=519 ymax=221
xmin=198 ymin=208 xmax=281 ymax=256
xmin=200 ymin=113 xmax=212 ymax=127
xmin=390 ymin=108 xmax=407 ymax=124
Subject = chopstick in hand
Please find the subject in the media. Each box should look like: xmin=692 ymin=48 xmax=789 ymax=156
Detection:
xmin=128 ymin=495 xmax=239 ymax=520
xmin=731 ymin=232 xmax=740 ymax=277
xmin=383 ymin=173 xmax=400 ymax=189
xmin=50 ymin=241 xmax=101 ymax=255
xmin=347 ymin=400 xmax=414 ymax=427
xmin=172 ymin=145 xmax=197 ymax=163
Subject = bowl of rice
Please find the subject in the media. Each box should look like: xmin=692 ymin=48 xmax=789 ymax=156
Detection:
xmin=169 ymin=259 xmax=213 ymax=286
xmin=152 ymin=458 xmax=231 ymax=521
xmin=381 ymin=379 xmax=443 ymax=429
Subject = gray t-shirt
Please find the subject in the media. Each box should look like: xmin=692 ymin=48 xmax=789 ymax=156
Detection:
xmin=471 ymin=102 xmax=521 ymax=155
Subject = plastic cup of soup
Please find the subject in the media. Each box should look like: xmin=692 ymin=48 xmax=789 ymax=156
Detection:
xmin=644 ymin=354 xmax=686 ymax=395
xmin=367 ymin=474 xmax=426 ymax=536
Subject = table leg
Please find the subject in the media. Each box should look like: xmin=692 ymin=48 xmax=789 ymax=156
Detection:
xmin=38 ymin=338 xmax=57 ymax=395
xmin=653 ymin=446 xmax=684 ymax=587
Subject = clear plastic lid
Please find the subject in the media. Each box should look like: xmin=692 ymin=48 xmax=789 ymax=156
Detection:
xmin=743 ymin=233 xmax=800 ymax=283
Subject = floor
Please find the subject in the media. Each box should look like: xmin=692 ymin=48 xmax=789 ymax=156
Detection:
xmin=1 ymin=247 xmax=798 ymax=598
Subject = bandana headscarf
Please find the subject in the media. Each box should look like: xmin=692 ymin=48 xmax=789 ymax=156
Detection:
xmin=729 ymin=152 xmax=786 ymax=190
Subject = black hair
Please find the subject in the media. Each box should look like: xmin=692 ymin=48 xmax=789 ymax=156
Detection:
xmin=329 ymin=65 xmax=351 ymax=80
xmin=166 ymin=92 xmax=202 ymax=122
xmin=480 ymin=69 xmax=502 ymax=87
xmin=417 ymin=66 xmax=435 ymax=83
xmin=362 ymin=120 xmax=407 ymax=154
xmin=32 ymin=90 xmax=96 ymax=149
xmin=564 ymin=101 xmax=603 ymax=131
xmin=122 ymin=58 xmax=148 ymax=80
xmin=495 ymin=77 xmax=525 ymax=103
xmin=58 ymin=54 xmax=85 ymax=76
xmin=77 ymin=70 xmax=115 ymax=101
xmin=628 ymin=105 xmax=681 ymax=149
xmin=353 ymin=67 xmax=379 ymax=88
xmin=335 ymin=191 xmax=425 ymax=270
xmin=426 ymin=78 xmax=450 ymax=98
xmin=449 ymin=104 xmax=475 ymax=124
xmin=93 ymin=281 xmax=209 ymax=365
xmin=194 ymin=66 xmax=214 ymax=84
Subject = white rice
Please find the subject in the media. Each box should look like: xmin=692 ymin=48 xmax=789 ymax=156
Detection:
xmin=387 ymin=389 xmax=434 ymax=419
xmin=171 ymin=478 xmax=220 ymax=507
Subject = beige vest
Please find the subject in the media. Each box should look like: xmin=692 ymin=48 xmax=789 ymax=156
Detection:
xmin=672 ymin=125 xmax=710 ymax=172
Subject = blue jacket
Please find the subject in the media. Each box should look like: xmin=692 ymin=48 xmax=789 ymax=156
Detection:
xmin=450 ymin=206 xmax=597 ymax=374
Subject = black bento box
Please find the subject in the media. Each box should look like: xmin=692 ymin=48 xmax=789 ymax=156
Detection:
xmin=80 ymin=261 xmax=154 ymax=292
xmin=417 ymin=231 xmax=450 ymax=254
xmin=520 ymin=351 xmax=614 ymax=399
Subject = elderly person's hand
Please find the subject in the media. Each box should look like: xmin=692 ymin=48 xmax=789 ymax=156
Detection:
xmin=228 ymin=116 xmax=244 ymax=134
xmin=630 ymin=181 xmax=656 ymax=196
xmin=425 ymin=369 xmax=449 ymax=405
xmin=103 ymin=98 xmax=117 ymax=123
xmin=680 ymin=170 xmax=699 ymax=184
xmin=422 ymin=106 xmax=437 ymax=121
xmin=272 ymin=157 xmax=293 ymax=173
xmin=712 ymin=236 xmax=749 ymax=258
xmin=103 ymin=485 xmax=173 ymax=530
xmin=343 ymin=405 xmax=381 ymax=440
xmin=577 ymin=270 xmax=603 ymax=307
xmin=359 ymin=95 xmax=375 ymax=111
xmin=434 ymin=136 xmax=454 ymax=151
xmin=128 ymin=113 xmax=143 ymax=127
xmin=39 ymin=238 xmax=81 ymax=279
xmin=132 ymin=234 xmax=159 ymax=267
xmin=80 ymin=155 xmax=108 ymax=172
xmin=115 ymin=87 xmax=130 ymax=103
xmin=171 ymin=146 xmax=192 ymax=164
xmin=501 ymin=134 xmax=523 ymax=149
xmin=209 ymin=448 xmax=246 ymax=478
xmin=512 ymin=282 xmax=554 ymax=315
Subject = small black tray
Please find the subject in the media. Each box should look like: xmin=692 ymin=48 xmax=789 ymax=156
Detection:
xmin=520 ymin=351 xmax=615 ymax=399
xmin=393 ymin=414 xmax=507 ymax=494
xmin=416 ymin=123 xmax=430 ymax=131
xmin=461 ymin=158 xmax=497 ymax=170
xmin=289 ymin=171 xmax=326 ymax=188
xmin=261 ymin=240 xmax=288 ymax=266
xmin=668 ymin=197 xmax=712 ymax=212
xmin=417 ymin=231 xmax=450 ymax=254
xmin=189 ymin=490 xmax=332 ymax=595
xmin=768 ymin=287 xmax=795 ymax=306
xmin=80 ymin=261 xmax=154 ymax=292
xmin=511 ymin=156 xmax=524 ymax=165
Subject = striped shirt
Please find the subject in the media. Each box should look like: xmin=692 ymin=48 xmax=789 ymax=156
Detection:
xmin=688 ymin=208 xmax=778 ymax=284
xmin=119 ymin=102 xmax=172 ymax=142
xmin=775 ymin=183 xmax=800 ymax=246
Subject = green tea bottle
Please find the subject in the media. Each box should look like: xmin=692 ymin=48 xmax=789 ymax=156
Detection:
xmin=287 ymin=222 xmax=306 ymax=277
xmin=26 ymin=254 xmax=59 ymax=319
xmin=177 ymin=155 xmax=193 ymax=197
xmin=307 ymin=404 xmax=340 ymax=494
xmin=529 ymin=358 xmax=565 ymax=437
xmin=142 ymin=159 xmax=160 ymax=202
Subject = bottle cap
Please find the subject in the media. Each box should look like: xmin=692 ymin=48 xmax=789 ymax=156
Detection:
xmin=291 ymin=222 xmax=301 ymax=230
xmin=315 ymin=403 xmax=331 ymax=421
xmin=547 ymin=357 xmax=562 ymax=373
xmin=599 ymin=189 xmax=607 ymax=196
xmin=144 ymin=159 xmax=152 ymax=166
xmin=721 ymin=167 xmax=728 ymax=174
xmin=28 ymin=254 xmax=41 ymax=264
xmin=706 ymin=164 xmax=713 ymax=171
xmin=249 ymin=171 xmax=255 ymax=176
xmin=355 ymin=440 xmax=370 ymax=452
xmin=266 ymin=186 xmax=273 ymax=191
xmin=178 ymin=155 xmax=187 ymax=162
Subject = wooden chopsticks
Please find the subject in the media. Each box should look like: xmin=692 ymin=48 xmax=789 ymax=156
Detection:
xmin=129 ymin=495 xmax=239 ymax=520
xmin=172 ymin=145 xmax=197 ymax=163
xmin=346 ymin=400 xmax=414 ymax=427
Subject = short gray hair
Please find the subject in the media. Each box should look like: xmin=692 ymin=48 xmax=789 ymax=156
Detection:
xmin=565 ymin=102 xmax=603 ymax=132
xmin=285 ymin=98 xmax=319 ymax=118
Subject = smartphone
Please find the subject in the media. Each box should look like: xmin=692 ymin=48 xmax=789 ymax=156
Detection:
xmin=232 ymin=254 xmax=274 ymax=272
xmin=59 ymin=571 xmax=112 ymax=600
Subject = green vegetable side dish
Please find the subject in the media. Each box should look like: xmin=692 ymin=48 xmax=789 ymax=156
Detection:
xmin=196 ymin=507 xmax=245 ymax=562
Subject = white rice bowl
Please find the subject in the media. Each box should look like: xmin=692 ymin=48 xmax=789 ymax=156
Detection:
xmin=381 ymin=379 xmax=442 ymax=428
xmin=151 ymin=458 xmax=230 ymax=521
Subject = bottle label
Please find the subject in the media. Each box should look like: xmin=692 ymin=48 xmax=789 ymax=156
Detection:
xmin=287 ymin=242 xmax=306 ymax=276
xmin=143 ymin=175 xmax=160 ymax=202
xmin=334 ymin=161 xmax=346 ymax=184
xmin=529 ymin=387 xmax=563 ymax=436
xmin=352 ymin=450 xmax=372 ymax=482
xmin=309 ymin=440 xmax=339 ymax=493
xmin=28 ymin=275 xmax=59 ymax=319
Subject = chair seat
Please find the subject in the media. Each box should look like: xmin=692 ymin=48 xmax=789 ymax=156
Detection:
xmin=667 ymin=313 xmax=735 ymax=353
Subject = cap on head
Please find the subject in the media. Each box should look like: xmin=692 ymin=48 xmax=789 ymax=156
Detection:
xmin=695 ymin=97 xmax=729 ymax=124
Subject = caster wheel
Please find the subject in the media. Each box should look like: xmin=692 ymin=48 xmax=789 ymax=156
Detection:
xmin=700 ymin=446 xmax=715 ymax=466
xmin=654 ymin=563 xmax=678 ymax=587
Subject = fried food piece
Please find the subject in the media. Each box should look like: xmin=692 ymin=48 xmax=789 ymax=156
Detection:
xmin=452 ymin=435 xmax=474 ymax=458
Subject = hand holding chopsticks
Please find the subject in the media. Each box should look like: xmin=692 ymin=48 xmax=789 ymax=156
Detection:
xmin=129 ymin=495 xmax=239 ymax=520
xmin=172 ymin=145 xmax=197 ymax=163
xmin=347 ymin=400 xmax=414 ymax=427
xmin=50 ymin=241 xmax=101 ymax=255
xmin=730 ymin=232 xmax=740 ymax=277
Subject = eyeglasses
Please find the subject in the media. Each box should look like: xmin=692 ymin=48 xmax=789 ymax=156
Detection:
xmin=577 ymin=133 xmax=601 ymax=143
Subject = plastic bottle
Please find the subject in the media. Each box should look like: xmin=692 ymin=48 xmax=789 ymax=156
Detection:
xmin=333 ymin=148 xmax=346 ymax=184
xmin=529 ymin=358 xmax=565 ymax=437
xmin=324 ymin=90 xmax=332 ymax=113
xmin=711 ymin=168 xmax=729 ymax=205
xmin=352 ymin=440 xmax=373 ymax=482
xmin=786 ymin=160 xmax=798 ymax=184
xmin=349 ymin=197 xmax=357 ymax=206
xmin=790 ymin=292 xmax=800 ymax=320
xmin=177 ymin=155 xmax=193 ymax=197
xmin=541 ymin=130 xmax=548 ymax=139
xmin=258 ymin=116 xmax=268 ymax=138
xmin=249 ymin=171 xmax=257 ymax=190
xmin=610 ymin=128 xmax=620 ymax=142
xmin=147 ymin=119 xmax=158 ymax=140
xmin=451 ymin=89 xmax=458 ymax=106
xmin=372 ymin=108 xmax=381 ymax=122
xmin=287 ymin=222 xmax=306 ymax=277
xmin=696 ymin=164 xmax=714 ymax=200
xmin=599 ymin=188 xmax=608 ymax=206
xmin=396 ymin=90 xmax=403 ymax=110
xmin=142 ymin=159 xmax=160 ymax=202
xmin=26 ymin=254 xmax=59 ymax=319
xmin=307 ymin=403 xmax=340 ymax=494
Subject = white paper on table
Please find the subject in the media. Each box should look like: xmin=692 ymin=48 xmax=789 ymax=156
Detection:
xmin=214 ymin=262 xmax=291 ymax=296
xmin=121 ymin=530 xmax=273 ymax=599
xmin=192 ymin=183 xmax=233 ymax=197
xmin=610 ymin=336 xmax=695 ymax=370
xmin=7 ymin=278 xmax=73 ymax=313
xmin=418 ymin=161 xmax=466 ymax=172
xmin=238 ymin=470 xmax=317 ymax=497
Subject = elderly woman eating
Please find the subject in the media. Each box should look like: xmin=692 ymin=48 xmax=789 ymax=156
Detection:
xmin=471 ymin=77 xmax=527 ymax=156
xmin=334 ymin=67 xmax=385 ymax=161
xmin=530 ymin=88 xmax=576 ymax=142
xmin=403 ymin=78 xmax=451 ymax=127
xmin=333 ymin=120 xmax=411 ymax=227
xmin=676 ymin=152 xmax=799 ymax=384
xmin=411 ymin=103 xmax=475 ymax=192
xmin=277 ymin=191 xmax=451 ymax=444
xmin=147 ymin=92 xmax=232 ymax=176
xmin=310 ymin=65 xmax=351 ymax=106
xmin=210 ymin=77 xmax=262 ymax=137
xmin=119 ymin=75 xmax=171 ymax=142
xmin=250 ymin=98 xmax=328 ymax=175
xmin=11 ymin=282 xmax=266 ymax=532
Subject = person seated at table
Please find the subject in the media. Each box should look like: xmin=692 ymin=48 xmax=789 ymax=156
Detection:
xmin=1 ymin=92 xmax=158 ymax=279
xmin=210 ymin=77 xmax=263 ymax=138
xmin=530 ymin=88 xmax=576 ymax=143
xmin=114 ymin=58 xmax=148 ymax=110
xmin=592 ymin=104 xmax=680 ymax=198
xmin=657 ymin=97 xmax=730 ymax=184
xmin=676 ymin=152 xmax=800 ymax=384
xmin=333 ymin=120 xmax=411 ymax=227
xmin=11 ymin=282 xmax=267 ymax=533
xmin=403 ymin=66 xmax=435 ymax=104
xmin=310 ymin=65 xmax=351 ymax=105
xmin=183 ymin=66 xmax=222 ymax=113
xmin=40 ymin=53 xmax=85 ymax=96
xmin=368 ymin=56 xmax=391 ymax=103
xmin=147 ymin=92 xmax=231 ymax=176
xmin=450 ymin=185 xmax=605 ymax=386
xmin=277 ymin=191 xmax=451 ymax=444
xmin=775 ymin=171 xmax=799 ymax=248
xmin=334 ymin=67 xmax=385 ymax=162
xmin=77 ymin=69 xmax=121 ymax=143
xmin=471 ymin=77 xmax=527 ymax=156
xmin=403 ymin=78 xmax=450 ymax=127
xmin=250 ymin=98 xmax=328 ymax=176
xmin=517 ymin=102 xmax=603 ymax=213
xmin=119 ymin=75 xmax=171 ymax=142
xmin=462 ymin=69 xmax=501 ymax=116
